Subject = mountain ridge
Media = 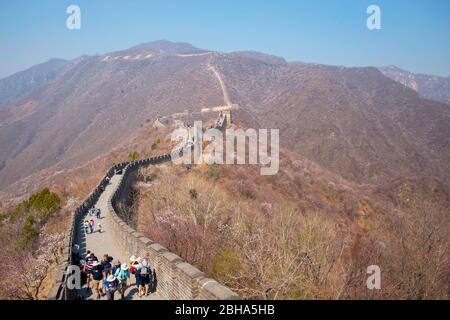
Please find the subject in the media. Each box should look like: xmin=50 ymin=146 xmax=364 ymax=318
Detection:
xmin=3 ymin=41 xmax=449 ymax=106
xmin=0 ymin=40 xmax=449 ymax=194
xmin=379 ymin=65 xmax=450 ymax=104
xmin=0 ymin=58 xmax=69 ymax=106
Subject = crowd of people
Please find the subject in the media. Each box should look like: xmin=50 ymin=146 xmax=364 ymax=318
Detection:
xmin=84 ymin=208 xmax=102 ymax=234
xmin=70 ymin=206 xmax=158 ymax=300
xmin=73 ymin=249 xmax=158 ymax=300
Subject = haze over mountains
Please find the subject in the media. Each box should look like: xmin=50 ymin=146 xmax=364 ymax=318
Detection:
xmin=379 ymin=66 xmax=450 ymax=105
xmin=0 ymin=58 xmax=69 ymax=104
xmin=0 ymin=40 xmax=449 ymax=197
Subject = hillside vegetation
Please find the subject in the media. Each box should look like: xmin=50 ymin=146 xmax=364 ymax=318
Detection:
xmin=132 ymin=151 xmax=449 ymax=299
xmin=0 ymin=41 xmax=448 ymax=300
xmin=1 ymin=41 xmax=449 ymax=193
xmin=0 ymin=188 xmax=66 ymax=299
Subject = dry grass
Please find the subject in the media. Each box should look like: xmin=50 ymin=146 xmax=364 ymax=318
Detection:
xmin=132 ymin=151 xmax=450 ymax=299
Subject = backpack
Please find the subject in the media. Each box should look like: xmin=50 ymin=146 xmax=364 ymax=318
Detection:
xmin=140 ymin=266 xmax=149 ymax=275
xmin=115 ymin=268 xmax=128 ymax=281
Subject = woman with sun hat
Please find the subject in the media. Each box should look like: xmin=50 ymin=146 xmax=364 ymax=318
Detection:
xmin=114 ymin=262 xmax=131 ymax=300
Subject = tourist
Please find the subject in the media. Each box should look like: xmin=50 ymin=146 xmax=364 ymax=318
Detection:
xmin=72 ymin=244 xmax=81 ymax=265
xmin=129 ymin=256 xmax=139 ymax=274
xmin=85 ymin=252 xmax=98 ymax=264
xmin=101 ymin=254 xmax=113 ymax=276
xmin=84 ymin=253 xmax=92 ymax=286
xmin=129 ymin=256 xmax=140 ymax=292
xmin=139 ymin=259 xmax=151 ymax=296
xmin=114 ymin=263 xmax=131 ymax=300
xmin=97 ymin=222 xmax=102 ymax=233
xmin=111 ymin=260 xmax=121 ymax=275
xmin=84 ymin=220 xmax=89 ymax=234
xmin=104 ymin=275 xmax=119 ymax=300
xmin=132 ymin=257 xmax=144 ymax=297
xmin=91 ymin=261 xmax=104 ymax=299
xmin=84 ymin=252 xmax=98 ymax=288
xmin=151 ymin=269 xmax=158 ymax=293
xmin=89 ymin=218 xmax=94 ymax=233
xmin=96 ymin=208 xmax=101 ymax=219
xmin=85 ymin=252 xmax=98 ymax=269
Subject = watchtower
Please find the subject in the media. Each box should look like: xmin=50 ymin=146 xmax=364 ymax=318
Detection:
xmin=224 ymin=110 xmax=232 ymax=127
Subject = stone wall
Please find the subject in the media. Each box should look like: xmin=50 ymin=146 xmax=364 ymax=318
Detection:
xmin=48 ymin=113 xmax=238 ymax=300
xmin=48 ymin=162 xmax=129 ymax=300
xmin=108 ymin=155 xmax=239 ymax=300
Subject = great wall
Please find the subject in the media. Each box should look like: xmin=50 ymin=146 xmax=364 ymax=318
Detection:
xmin=48 ymin=112 xmax=239 ymax=300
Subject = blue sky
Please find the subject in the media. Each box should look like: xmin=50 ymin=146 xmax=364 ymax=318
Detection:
xmin=0 ymin=0 xmax=449 ymax=78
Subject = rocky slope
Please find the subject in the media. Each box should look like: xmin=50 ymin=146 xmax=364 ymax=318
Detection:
xmin=0 ymin=58 xmax=69 ymax=106
xmin=0 ymin=40 xmax=449 ymax=194
xmin=379 ymin=65 xmax=450 ymax=104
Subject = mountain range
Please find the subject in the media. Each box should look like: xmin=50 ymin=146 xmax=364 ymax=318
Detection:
xmin=379 ymin=65 xmax=450 ymax=104
xmin=0 ymin=40 xmax=449 ymax=199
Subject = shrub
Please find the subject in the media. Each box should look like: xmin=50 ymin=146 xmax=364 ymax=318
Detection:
xmin=1 ymin=188 xmax=60 ymax=250
xmin=189 ymin=189 xmax=198 ymax=200
xmin=128 ymin=151 xmax=140 ymax=161
xmin=26 ymin=188 xmax=60 ymax=223
xmin=206 ymin=165 xmax=220 ymax=180
xmin=211 ymin=248 xmax=241 ymax=278
xmin=18 ymin=214 xmax=39 ymax=250
xmin=4 ymin=203 xmax=25 ymax=223
xmin=236 ymin=180 xmax=256 ymax=199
